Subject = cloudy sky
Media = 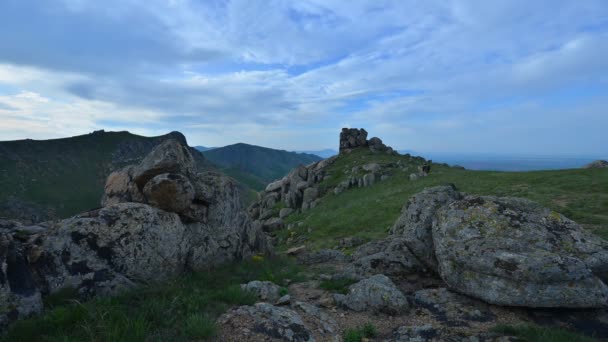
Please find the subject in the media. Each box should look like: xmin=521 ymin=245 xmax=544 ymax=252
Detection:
xmin=0 ymin=0 xmax=607 ymax=155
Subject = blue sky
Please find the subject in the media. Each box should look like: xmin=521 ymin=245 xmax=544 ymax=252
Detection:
xmin=0 ymin=0 xmax=607 ymax=155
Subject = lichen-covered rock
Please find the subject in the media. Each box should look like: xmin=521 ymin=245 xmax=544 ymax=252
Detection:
xmin=343 ymin=238 xmax=426 ymax=279
xmin=412 ymin=288 xmax=496 ymax=326
xmin=142 ymin=173 xmax=195 ymax=213
xmin=217 ymin=303 xmax=315 ymax=342
xmin=0 ymin=234 xmax=43 ymax=329
xmin=241 ymin=281 xmax=282 ymax=303
xmin=340 ymin=128 xmax=368 ymax=153
xmin=390 ymin=185 xmax=461 ymax=270
xmin=433 ymin=195 xmax=608 ymax=308
xmin=101 ymin=166 xmax=145 ymax=206
xmin=132 ymin=139 xmax=196 ymax=188
xmin=334 ymin=274 xmax=409 ymax=314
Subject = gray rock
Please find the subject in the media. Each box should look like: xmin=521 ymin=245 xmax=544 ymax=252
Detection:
xmin=142 ymin=173 xmax=195 ymax=214
xmin=334 ymin=274 xmax=409 ymax=314
xmin=433 ymin=194 xmax=608 ymax=308
xmin=381 ymin=174 xmax=390 ymax=181
xmin=279 ymin=208 xmax=295 ymax=219
xmin=363 ymin=173 xmax=375 ymax=187
xmin=390 ymin=185 xmax=461 ymax=270
xmin=276 ymin=294 xmax=291 ymax=305
xmin=297 ymin=249 xmax=348 ymax=265
xmin=217 ymin=303 xmax=315 ymax=342
xmin=132 ymin=139 xmax=196 ymax=188
xmin=412 ymin=288 xmax=496 ymax=326
xmin=340 ymin=128 xmax=368 ymax=154
xmin=302 ymin=188 xmax=319 ymax=205
xmin=409 ymin=173 xmax=419 ymax=181
xmin=266 ymin=179 xmax=284 ymax=192
xmin=362 ymin=163 xmax=382 ymax=173
xmin=241 ymin=281 xmax=282 ymax=303
xmin=344 ymin=238 xmax=425 ymax=278
xmin=292 ymin=301 xmax=337 ymax=334
xmin=262 ymin=217 xmax=285 ymax=232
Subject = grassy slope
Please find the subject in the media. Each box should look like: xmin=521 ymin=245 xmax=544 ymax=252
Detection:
xmin=203 ymin=143 xmax=322 ymax=191
xmin=278 ymin=148 xmax=608 ymax=251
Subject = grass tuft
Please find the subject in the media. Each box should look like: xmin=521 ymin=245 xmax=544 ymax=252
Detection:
xmin=320 ymin=278 xmax=357 ymax=294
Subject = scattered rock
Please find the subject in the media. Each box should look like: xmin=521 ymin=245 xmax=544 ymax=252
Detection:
xmin=276 ymin=295 xmax=291 ymax=306
xmin=241 ymin=281 xmax=282 ymax=303
xmin=280 ymin=208 xmax=295 ymax=219
xmin=217 ymin=303 xmax=315 ymax=342
xmin=334 ymin=274 xmax=409 ymax=314
xmin=287 ymin=245 xmax=307 ymax=256
xmin=297 ymin=249 xmax=348 ymax=265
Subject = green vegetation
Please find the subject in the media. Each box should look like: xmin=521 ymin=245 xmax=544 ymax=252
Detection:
xmin=343 ymin=323 xmax=378 ymax=342
xmin=202 ymin=143 xmax=322 ymax=191
xmin=1 ymin=257 xmax=304 ymax=342
xmin=319 ymin=277 xmax=357 ymax=294
xmin=492 ymin=324 xmax=597 ymax=342
xmin=279 ymin=148 xmax=608 ymax=251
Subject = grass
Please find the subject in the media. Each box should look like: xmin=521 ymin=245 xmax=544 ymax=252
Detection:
xmin=343 ymin=323 xmax=378 ymax=342
xmin=277 ymin=148 xmax=608 ymax=251
xmin=1 ymin=257 xmax=304 ymax=342
xmin=319 ymin=278 xmax=357 ymax=294
xmin=492 ymin=324 xmax=597 ymax=342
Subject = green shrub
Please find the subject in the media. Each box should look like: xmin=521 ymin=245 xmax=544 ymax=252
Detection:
xmin=320 ymin=278 xmax=357 ymax=294
xmin=343 ymin=323 xmax=378 ymax=342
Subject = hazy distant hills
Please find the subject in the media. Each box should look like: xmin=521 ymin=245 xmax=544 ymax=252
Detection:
xmin=198 ymin=143 xmax=322 ymax=191
xmin=294 ymin=149 xmax=337 ymax=158
xmin=0 ymin=130 xmax=210 ymax=222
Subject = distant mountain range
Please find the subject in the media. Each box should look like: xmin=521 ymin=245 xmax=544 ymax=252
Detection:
xmin=0 ymin=130 xmax=210 ymax=223
xmin=198 ymin=143 xmax=322 ymax=191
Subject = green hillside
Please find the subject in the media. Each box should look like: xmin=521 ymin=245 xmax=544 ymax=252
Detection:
xmin=201 ymin=143 xmax=322 ymax=191
xmin=277 ymin=148 xmax=608 ymax=251
xmin=0 ymin=130 xmax=210 ymax=222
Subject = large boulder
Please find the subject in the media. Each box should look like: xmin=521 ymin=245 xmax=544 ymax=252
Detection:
xmin=241 ymin=281 xmax=282 ymax=303
xmin=132 ymin=139 xmax=196 ymax=188
xmin=390 ymin=185 xmax=461 ymax=270
xmin=339 ymin=128 xmax=368 ymax=154
xmin=434 ymin=195 xmax=608 ymax=308
xmin=391 ymin=185 xmax=608 ymax=308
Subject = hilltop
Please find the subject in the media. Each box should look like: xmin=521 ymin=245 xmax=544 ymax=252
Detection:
xmin=0 ymin=130 xmax=210 ymax=222
xmin=201 ymin=143 xmax=322 ymax=191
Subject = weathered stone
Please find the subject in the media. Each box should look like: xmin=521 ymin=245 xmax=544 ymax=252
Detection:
xmin=584 ymin=160 xmax=608 ymax=169
xmin=390 ymin=185 xmax=461 ymax=270
xmin=343 ymin=238 xmax=425 ymax=279
xmin=279 ymin=208 xmax=295 ymax=219
xmin=132 ymin=139 xmax=196 ymax=189
xmin=362 ymin=163 xmax=382 ymax=173
xmin=241 ymin=281 xmax=282 ymax=303
xmin=362 ymin=173 xmax=375 ymax=187
xmin=409 ymin=173 xmax=419 ymax=181
xmin=217 ymin=303 xmax=315 ymax=342
xmin=292 ymin=301 xmax=337 ymax=334
xmin=433 ymin=194 xmax=608 ymax=308
xmin=101 ymin=166 xmax=144 ymax=206
xmin=266 ymin=179 xmax=284 ymax=192
xmin=302 ymin=188 xmax=319 ymax=205
xmin=339 ymin=128 xmax=368 ymax=154
xmin=142 ymin=173 xmax=195 ymax=214
xmin=334 ymin=274 xmax=409 ymax=314
xmin=412 ymin=288 xmax=496 ymax=326
xmin=287 ymin=245 xmax=306 ymax=256
xmin=262 ymin=217 xmax=285 ymax=232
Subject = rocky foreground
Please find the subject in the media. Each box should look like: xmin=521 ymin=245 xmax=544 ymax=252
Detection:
xmin=0 ymin=139 xmax=270 ymax=328
xmin=217 ymin=185 xmax=608 ymax=341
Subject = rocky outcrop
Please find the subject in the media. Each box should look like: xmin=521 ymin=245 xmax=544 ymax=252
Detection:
xmin=390 ymin=185 xmax=608 ymax=308
xmin=334 ymin=274 xmax=409 ymax=314
xmin=339 ymin=128 xmax=395 ymax=155
xmin=0 ymin=139 xmax=270 ymax=328
xmin=249 ymin=156 xmax=338 ymax=228
xmin=241 ymin=281 xmax=282 ymax=303
xmin=584 ymin=160 xmax=608 ymax=169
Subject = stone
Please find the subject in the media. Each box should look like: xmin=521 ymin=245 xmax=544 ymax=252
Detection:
xmin=343 ymin=238 xmax=425 ymax=279
xmin=368 ymin=137 xmax=388 ymax=153
xmin=390 ymin=185 xmax=461 ymax=270
xmin=302 ymin=188 xmax=319 ymax=205
xmin=333 ymin=274 xmax=409 ymax=314
xmin=297 ymin=249 xmax=348 ymax=265
xmin=287 ymin=245 xmax=306 ymax=256
xmin=241 ymin=281 xmax=282 ymax=303
xmin=266 ymin=179 xmax=284 ymax=192
xmin=276 ymin=294 xmax=291 ymax=305
xmin=217 ymin=303 xmax=315 ymax=342
xmin=262 ymin=217 xmax=285 ymax=232
xmin=362 ymin=173 xmax=375 ymax=187
xmin=142 ymin=173 xmax=195 ymax=214
xmin=409 ymin=173 xmax=419 ymax=181
xmin=279 ymin=208 xmax=295 ymax=219
xmin=292 ymin=301 xmax=337 ymax=334
xmin=433 ymin=194 xmax=608 ymax=308
xmin=132 ymin=139 xmax=196 ymax=189
xmin=362 ymin=163 xmax=382 ymax=173
xmin=412 ymin=288 xmax=496 ymax=326
xmin=101 ymin=166 xmax=144 ymax=206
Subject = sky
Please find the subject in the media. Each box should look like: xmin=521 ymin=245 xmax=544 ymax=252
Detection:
xmin=0 ymin=0 xmax=607 ymax=156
